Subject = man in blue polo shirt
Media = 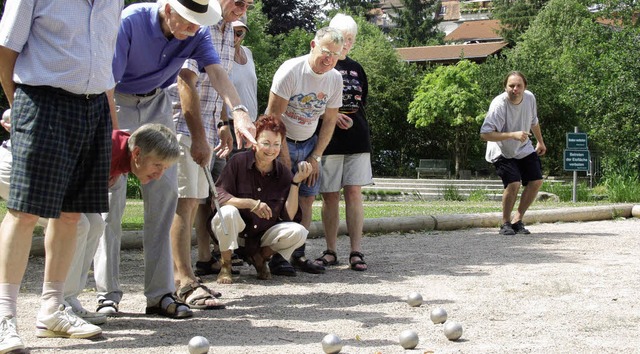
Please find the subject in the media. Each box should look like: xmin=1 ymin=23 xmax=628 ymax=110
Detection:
xmin=93 ymin=0 xmax=256 ymax=319
xmin=0 ymin=0 xmax=122 ymax=350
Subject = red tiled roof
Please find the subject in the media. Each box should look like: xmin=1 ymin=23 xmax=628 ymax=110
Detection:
xmin=444 ymin=19 xmax=502 ymax=42
xmin=396 ymin=42 xmax=508 ymax=63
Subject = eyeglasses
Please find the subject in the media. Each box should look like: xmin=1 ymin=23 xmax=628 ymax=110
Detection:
xmin=234 ymin=30 xmax=246 ymax=38
xmin=234 ymin=0 xmax=255 ymax=10
xmin=320 ymin=47 xmax=341 ymax=58
xmin=258 ymin=142 xmax=282 ymax=149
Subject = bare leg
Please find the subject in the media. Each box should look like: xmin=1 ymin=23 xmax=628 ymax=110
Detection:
xmin=0 ymin=211 xmax=39 ymax=284
xmin=344 ymin=185 xmax=364 ymax=253
xmin=298 ymin=195 xmax=315 ymax=230
xmin=194 ymin=203 xmax=213 ymax=262
xmin=512 ymin=179 xmax=542 ymax=223
xmin=217 ymin=250 xmax=233 ymax=284
xmin=170 ymin=198 xmax=199 ymax=288
xmin=40 ymin=213 xmax=81 ymax=315
xmin=501 ymin=182 xmax=521 ymax=223
xmin=320 ymin=191 xmax=340 ymax=259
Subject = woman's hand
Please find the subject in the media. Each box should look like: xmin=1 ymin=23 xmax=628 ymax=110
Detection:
xmin=294 ymin=161 xmax=312 ymax=183
xmin=251 ymin=199 xmax=272 ymax=219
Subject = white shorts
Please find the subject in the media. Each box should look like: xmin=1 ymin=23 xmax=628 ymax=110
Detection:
xmin=176 ymin=134 xmax=209 ymax=199
xmin=320 ymin=153 xmax=373 ymax=193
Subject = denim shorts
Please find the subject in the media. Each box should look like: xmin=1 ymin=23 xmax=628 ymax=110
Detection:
xmin=287 ymin=135 xmax=321 ymax=197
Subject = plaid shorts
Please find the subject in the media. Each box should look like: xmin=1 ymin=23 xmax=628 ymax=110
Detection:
xmin=8 ymin=85 xmax=112 ymax=218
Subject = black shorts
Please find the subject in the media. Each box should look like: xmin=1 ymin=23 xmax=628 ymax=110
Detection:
xmin=493 ymin=152 xmax=542 ymax=188
xmin=8 ymin=85 xmax=112 ymax=218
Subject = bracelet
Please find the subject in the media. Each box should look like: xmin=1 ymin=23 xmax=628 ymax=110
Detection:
xmin=250 ymin=199 xmax=261 ymax=212
xmin=291 ymin=181 xmax=300 ymax=187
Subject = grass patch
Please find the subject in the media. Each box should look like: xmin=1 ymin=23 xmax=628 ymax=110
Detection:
xmin=442 ymin=185 xmax=464 ymax=201
xmin=467 ymin=189 xmax=490 ymax=202
xmin=0 ymin=199 xmax=607 ymax=232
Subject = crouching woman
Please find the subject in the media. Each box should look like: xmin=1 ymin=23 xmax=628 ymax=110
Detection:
xmin=212 ymin=114 xmax=311 ymax=283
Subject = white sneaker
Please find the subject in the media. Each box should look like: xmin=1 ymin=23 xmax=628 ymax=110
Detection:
xmin=35 ymin=305 xmax=102 ymax=339
xmin=66 ymin=297 xmax=107 ymax=325
xmin=72 ymin=308 xmax=107 ymax=326
xmin=0 ymin=315 xmax=24 ymax=353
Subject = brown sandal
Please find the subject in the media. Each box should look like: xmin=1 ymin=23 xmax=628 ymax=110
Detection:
xmin=349 ymin=251 xmax=368 ymax=271
xmin=315 ymin=249 xmax=339 ymax=266
xmin=176 ymin=282 xmax=226 ymax=310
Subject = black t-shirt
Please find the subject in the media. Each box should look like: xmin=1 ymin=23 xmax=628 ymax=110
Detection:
xmin=321 ymin=56 xmax=372 ymax=155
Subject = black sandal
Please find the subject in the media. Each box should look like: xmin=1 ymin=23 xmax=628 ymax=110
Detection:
xmin=349 ymin=251 xmax=367 ymax=271
xmin=145 ymin=293 xmax=193 ymax=319
xmin=194 ymin=256 xmax=240 ymax=276
xmin=315 ymin=249 xmax=339 ymax=266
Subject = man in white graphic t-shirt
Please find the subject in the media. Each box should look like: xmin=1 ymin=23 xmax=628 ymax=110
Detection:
xmin=264 ymin=27 xmax=344 ymax=275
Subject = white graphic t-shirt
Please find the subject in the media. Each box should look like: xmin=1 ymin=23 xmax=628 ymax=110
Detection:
xmin=270 ymin=54 xmax=343 ymax=141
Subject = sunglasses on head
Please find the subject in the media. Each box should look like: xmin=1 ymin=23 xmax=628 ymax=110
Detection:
xmin=234 ymin=0 xmax=255 ymax=10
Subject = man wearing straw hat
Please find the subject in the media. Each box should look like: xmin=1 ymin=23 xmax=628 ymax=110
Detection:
xmin=93 ymin=0 xmax=256 ymax=320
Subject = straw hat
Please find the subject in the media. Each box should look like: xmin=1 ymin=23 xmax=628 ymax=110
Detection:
xmin=168 ymin=0 xmax=222 ymax=26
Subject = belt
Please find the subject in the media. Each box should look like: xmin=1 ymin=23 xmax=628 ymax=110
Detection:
xmin=25 ymin=85 xmax=103 ymax=100
xmin=133 ymin=88 xmax=160 ymax=97
xmin=286 ymin=136 xmax=313 ymax=144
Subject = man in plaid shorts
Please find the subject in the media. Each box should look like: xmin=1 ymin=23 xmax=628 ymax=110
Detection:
xmin=0 ymin=0 xmax=123 ymax=351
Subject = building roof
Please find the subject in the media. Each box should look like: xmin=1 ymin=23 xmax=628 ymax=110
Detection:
xmin=440 ymin=0 xmax=461 ymax=21
xmin=396 ymin=41 xmax=508 ymax=64
xmin=444 ymin=19 xmax=502 ymax=42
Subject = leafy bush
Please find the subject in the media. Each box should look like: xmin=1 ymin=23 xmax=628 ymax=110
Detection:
xmin=467 ymin=189 xmax=489 ymax=202
xmin=127 ymin=174 xmax=142 ymax=199
xmin=604 ymin=172 xmax=640 ymax=203
xmin=442 ymin=185 xmax=464 ymax=201
xmin=541 ymin=181 xmax=591 ymax=202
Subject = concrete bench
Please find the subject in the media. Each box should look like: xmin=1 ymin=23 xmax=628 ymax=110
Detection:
xmin=416 ymin=159 xmax=450 ymax=179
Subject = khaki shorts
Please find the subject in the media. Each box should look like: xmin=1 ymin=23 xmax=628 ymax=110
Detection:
xmin=320 ymin=153 xmax=373 ymax=193
xmin=176 ymin=134 xmax=209 ymax=199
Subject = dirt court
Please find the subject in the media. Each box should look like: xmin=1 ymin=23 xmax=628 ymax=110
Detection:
xmin=13 ymin=217 xmax=640 ymax=353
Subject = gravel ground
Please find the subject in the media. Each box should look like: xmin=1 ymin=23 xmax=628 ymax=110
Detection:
xmin=13 ymin=217 xmax=640 ymax=353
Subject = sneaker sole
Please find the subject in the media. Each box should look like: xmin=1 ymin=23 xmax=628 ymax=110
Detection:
xmin=35 ymin=327 xmax=102 ymax=339
xmin=0 ymin=342 xmax=25 ymax=353
xmin=82 ymin=316 xmax=107 ymax=325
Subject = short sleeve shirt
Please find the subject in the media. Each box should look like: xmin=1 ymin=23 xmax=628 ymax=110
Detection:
xmin=270 ymin=55 xmax=343 ymax=141
xmin=480 ymin=91 xmax=539 ymax=161
xmin=0 ymin=0 xmax=123 ymax=94
xmin=112 ymin=3 xmax=220 ymax=94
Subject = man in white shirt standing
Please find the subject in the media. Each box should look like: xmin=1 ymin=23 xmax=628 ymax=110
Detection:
xmin=480 ymin=71 xmax=547 ymax=236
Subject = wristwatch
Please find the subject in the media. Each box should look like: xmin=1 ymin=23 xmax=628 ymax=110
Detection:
xmin=231 ymin=104 xmax=249 ymax=113
xmin=217 ymin=121 xmax=229 ymax=129
xmin=310 ymin=154 xmax=321 ymax=163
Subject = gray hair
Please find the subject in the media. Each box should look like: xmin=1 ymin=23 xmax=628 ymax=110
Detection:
xmin=329 ymin=13 xmax=358 ymax=37
xmin=128 ymin=123 xmax=180 ymax=162
xmin=314 ymin=26 xmax=344 ymax=47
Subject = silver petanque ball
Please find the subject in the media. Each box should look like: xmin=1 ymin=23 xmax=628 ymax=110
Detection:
xmin=1 ymin=109 xmax=10 ymax=124
xmin=321 ymin=333 xmax=343 ymax=354
xmin=406 ymin=292 xmax=423 ymax=307
xmin=430 ymin=307 xmax=448 ymax=324
xmin=398 ymin=329 xmax=419 ymax=349
xmin=443 ymin=321 xmax=463 ymax=341
xmin=187 ymin=336 xmax=210 ymax=354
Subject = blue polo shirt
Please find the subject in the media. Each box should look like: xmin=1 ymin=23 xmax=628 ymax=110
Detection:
xmin=112 ymin=3 xmax=220 ymax=94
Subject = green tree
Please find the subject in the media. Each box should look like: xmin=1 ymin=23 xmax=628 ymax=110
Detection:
xmin=261 ymin=0 xmax=321 ymax=35
xmin=491 ymin=0 xmax=549 ymax=46
xmin=323 ymin=0 xmax=380 ymax=17
xmin=390 ymin=0 xmax=444 ymax=47
xmin=347 ymin=17 xmax=435 ymax=176
xmin=407 ymin=60 xmax=487 ymax=176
